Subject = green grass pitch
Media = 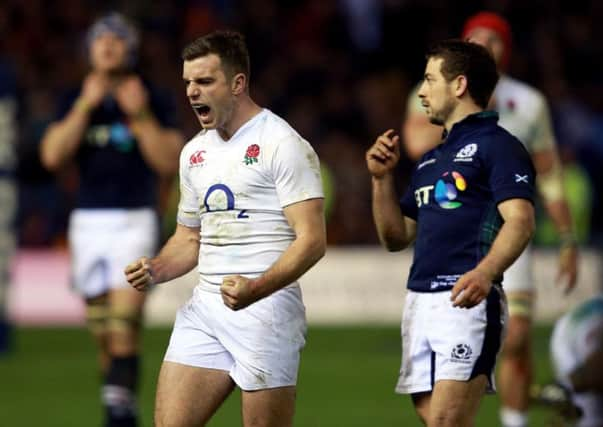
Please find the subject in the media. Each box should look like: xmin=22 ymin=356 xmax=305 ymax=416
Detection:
xmin=0 ymin=325 xmax=556 ymax=426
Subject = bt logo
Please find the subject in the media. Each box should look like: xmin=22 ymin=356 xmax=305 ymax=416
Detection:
xmin=414 ymin=171 xmax=467 ymax=209
xmin=435 ymin=171 xmax=466 ymax=209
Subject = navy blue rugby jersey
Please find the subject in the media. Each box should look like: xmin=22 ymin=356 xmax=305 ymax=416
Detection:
xmin=55 ymin=80 xmax=177 ymax=209
xmin=399 ymin=111 xmax=535 ymax=292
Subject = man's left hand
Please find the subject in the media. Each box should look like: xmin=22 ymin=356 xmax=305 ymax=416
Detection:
xmin=451 ymin=269 xmax=492 ymax=308
xmin=114 ymin=75 xmax=150 ymax=117
xmin=557 ymin=245 xmax=578 ymax=294
xmin=220 ymin=275 xmax=260 ymax=311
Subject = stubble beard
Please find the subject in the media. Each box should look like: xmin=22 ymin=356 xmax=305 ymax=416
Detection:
xmin=428 ymin=97 xmax=456 ymax=127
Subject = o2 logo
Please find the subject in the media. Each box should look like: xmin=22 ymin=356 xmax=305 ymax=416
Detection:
xmin=435 ymin=171 xmax=466 ymax=209
xmin=203 ymin=184 xmax=248 ymax=218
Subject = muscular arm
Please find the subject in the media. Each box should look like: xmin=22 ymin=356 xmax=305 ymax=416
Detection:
xmin=372 ymin=174 xmax=417 ymax=251
xmin=452 ymin=198 xmax=535 ymax=308
xmin=477 ymin=198 xmax=535 ymax=280
xmin=125 ymin=224 xmax=199 ymax=290
xmin=367 ymin=129 xmax=417 ymax=251
xmin=532 ymin=148 xmax=578 ymax=290
xmin=220 ymin=198 xmax=326 ymax=309
xmin=129 ymin=116 xmax=183 ymax=176
xmin=40 ymin=98 xmax=91 ymax=171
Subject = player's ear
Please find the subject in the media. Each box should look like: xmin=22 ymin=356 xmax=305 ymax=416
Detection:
xmin=454 ymin=75 xmax=468 ymax=98
xmin=231 ymin=73 xmax=246 ymax=95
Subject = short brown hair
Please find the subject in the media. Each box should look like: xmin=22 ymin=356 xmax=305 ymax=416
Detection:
xmin=181 ymin=30 xmax=250 ymax=80
xmin=426 ymin=39 xmax=499 ymax=108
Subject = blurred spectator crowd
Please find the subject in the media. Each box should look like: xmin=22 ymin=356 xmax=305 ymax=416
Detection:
xmin=1 ymin=0 xmax=602 ymax=247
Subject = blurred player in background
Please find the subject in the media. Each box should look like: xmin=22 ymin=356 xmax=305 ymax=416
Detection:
xmin=125 ymin=30 xmax=326 ymax=427
xmin=0 ymin=57 xmax=17 ymax=355
xmin=535 ymin=295 xmax=603 ymax=426
xmin=368 ymin=39 xmax=536 ymax=426
xmin=40 ymin=12 xmax=183 ymax=427
xmin=402 ymin=12 xmax=579 ymax=427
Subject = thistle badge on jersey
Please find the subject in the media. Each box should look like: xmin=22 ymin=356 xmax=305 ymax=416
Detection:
xmin=244 ymin=144 xmax=260 ymax=165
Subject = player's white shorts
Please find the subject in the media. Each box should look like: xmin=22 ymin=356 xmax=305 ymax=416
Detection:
xmin=164 ymin=283 xmax=307 ymax=391
xmin=502 ymin=245 xmax=534 ymax=317
xmin=396 ymin=285 xmax=507 ymax=395
xmin=551 ymin=298 xmax=603 ymax=427
xmin=68 ymin=208 xmax=158 ymax=299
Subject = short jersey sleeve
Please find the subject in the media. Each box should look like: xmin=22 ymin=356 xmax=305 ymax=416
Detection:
xmin=528 ymin=94 xmax=557 ymax=153
xmin=176 ymin=145 xmax=201 ymax=227
xmin=484 ymin=133 xmax=536 ymax=205
xmin=269 ymin=135 xmax=324 ymax=207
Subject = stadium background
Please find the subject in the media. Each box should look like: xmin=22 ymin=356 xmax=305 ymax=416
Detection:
xmin=1 ymin=0 xmax=603 ymax=425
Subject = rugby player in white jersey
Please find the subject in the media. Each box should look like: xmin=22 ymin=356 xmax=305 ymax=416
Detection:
xmin=125 ymin=30 xmax=326 ymax=427
xmin=401 ymin=12 xmax=579 ymax=427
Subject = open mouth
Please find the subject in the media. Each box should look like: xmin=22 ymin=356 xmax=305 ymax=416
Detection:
xmin=192 ymin=103 xmax=211 ymax=117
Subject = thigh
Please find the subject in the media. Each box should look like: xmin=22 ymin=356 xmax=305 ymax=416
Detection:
xmin=216 ymin=287 xmax=307 ymax=391
xmin=396 ymin=291 xmax=433 ymax=395
xmin=241 ymin=386 xmax=296 ymax=427
xmin=411 ymin=392 xmax=432 ymax=425
xmin=430 ymin=286 xmax=506 ymax=393
xmin=155 ymin=361 xmax=235 ymax=427
xmin=429 ymin=376 xmax=488 ymax=426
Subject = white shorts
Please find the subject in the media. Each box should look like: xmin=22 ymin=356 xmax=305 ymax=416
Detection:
xmin=502 ymin=245 xmax=533 ymax=293
xmin=396 ymin=285 xmax=507 ymax=395
xmin=502 ymin=246 xmax=534 ymax=317
xmin=68 ymin=208 xmax=158 ymax=298
xmin=164 ymin=284 xmax=307 ymax=391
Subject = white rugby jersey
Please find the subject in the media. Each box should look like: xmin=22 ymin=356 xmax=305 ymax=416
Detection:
xmin=493 ymin=75 xmax=557 ymax=153
xmin=407 ymin=75 xmax=557 ymax=154
xmin=177 ymin=109 xmax=324 ymax=291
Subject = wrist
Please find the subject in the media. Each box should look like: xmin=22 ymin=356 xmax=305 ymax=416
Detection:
xmin=130 ymin=107 xmax=153 ymax=122
xmin=372 ymin=173 xmax=394 ymax=183
xmin=475 ymin=264 xmax=497 ymax=283
xmin=74 ymin=98 xmax=93 ymax=114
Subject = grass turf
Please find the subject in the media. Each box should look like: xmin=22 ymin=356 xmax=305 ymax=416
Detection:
xmin=0 ymin=325 xmax=556 ymax=426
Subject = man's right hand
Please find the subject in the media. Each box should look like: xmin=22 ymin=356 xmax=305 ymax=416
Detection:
xmin=366 ymin=129 xmax=401 ymax=178
xmin=79 ymin=72 xmax=109 ymax=109
xmin=124 ymin=257 xmax=154 ymax=291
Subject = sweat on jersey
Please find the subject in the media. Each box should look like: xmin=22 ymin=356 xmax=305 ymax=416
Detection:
xmin=177 ymin=109 xmax=324 ymax=291
xmin=399 ymin=111 xmax=536 ymax=293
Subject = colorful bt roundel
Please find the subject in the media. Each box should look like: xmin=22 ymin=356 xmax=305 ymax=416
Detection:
xmin=435 ymin=171 xmax=466 ymax=209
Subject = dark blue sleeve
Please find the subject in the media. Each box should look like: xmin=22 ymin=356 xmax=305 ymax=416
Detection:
xmin=399 ymin=174 xmax=418 ymax=220
xmin=484 ymin=133 xmax=536 ymax=205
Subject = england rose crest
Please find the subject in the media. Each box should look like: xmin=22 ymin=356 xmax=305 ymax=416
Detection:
xmin=244 ymin=144 xmax=260 ymax=165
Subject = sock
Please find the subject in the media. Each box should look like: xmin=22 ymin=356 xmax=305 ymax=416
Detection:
xmin=500 ymin=407 xmax=528 ymax=427
xmin=102 ymin=355 xmax=139 ymax=427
